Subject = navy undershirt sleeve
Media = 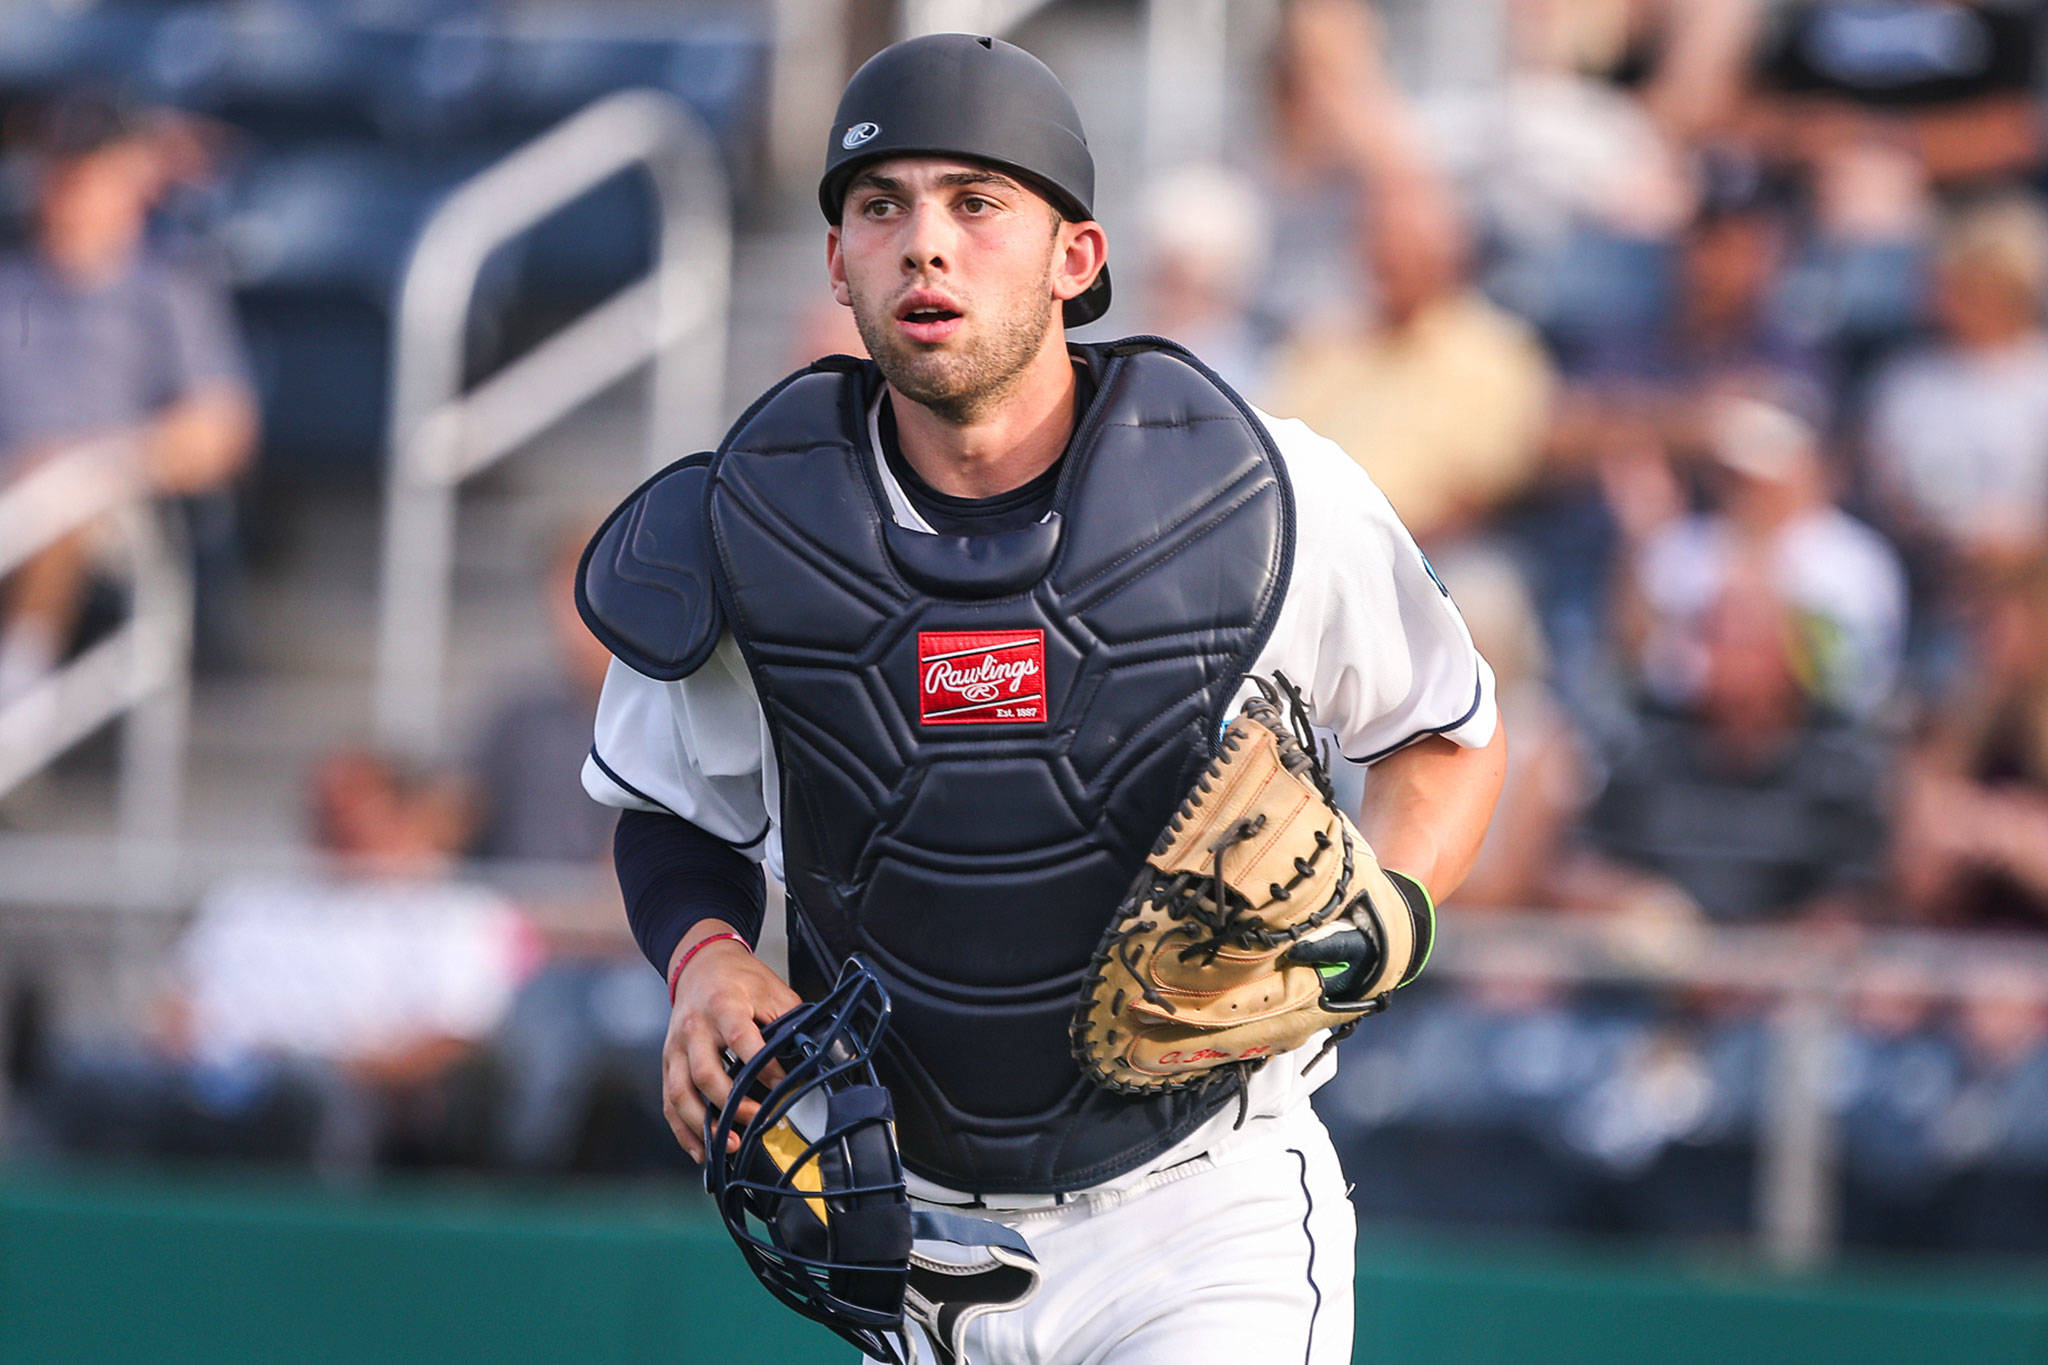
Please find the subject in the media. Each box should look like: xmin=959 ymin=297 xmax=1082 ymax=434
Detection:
xmin=613 ymin=808 xmax=767 ymax=974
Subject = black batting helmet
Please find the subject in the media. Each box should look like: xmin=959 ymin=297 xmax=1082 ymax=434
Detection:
xmin=819 ymin=32 xmax=1110 ymax=327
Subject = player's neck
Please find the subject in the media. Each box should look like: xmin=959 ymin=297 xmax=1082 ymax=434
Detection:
xmin=888 ymin=333 xmax=1076 ymax=500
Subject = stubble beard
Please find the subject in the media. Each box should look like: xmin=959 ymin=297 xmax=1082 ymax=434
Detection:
xmin=850 ymin=266 xmax=1057 ymax=425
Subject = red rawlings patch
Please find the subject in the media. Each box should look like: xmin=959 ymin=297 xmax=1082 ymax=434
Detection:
xmin=918 ymin=630 xmax=1046 ymax=725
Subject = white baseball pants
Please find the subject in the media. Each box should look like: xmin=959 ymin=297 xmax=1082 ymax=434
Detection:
xmin=869 ymin=1104 xmax=1355 ymax=1365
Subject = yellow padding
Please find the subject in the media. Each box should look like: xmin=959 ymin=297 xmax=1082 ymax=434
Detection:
xmin=759 ymin=1118 xmax=829 ymax=1227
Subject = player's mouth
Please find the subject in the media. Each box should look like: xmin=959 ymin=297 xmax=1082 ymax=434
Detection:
xmin=895 ymin=292 xmax=965 ymax=344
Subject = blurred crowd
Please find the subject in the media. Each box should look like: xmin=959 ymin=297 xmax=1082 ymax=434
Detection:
xmin=1219 ymin=0 xmax=2048 ymax=949
xmin=11 ymin=525 xmax=666 ymax=1178
xmin=6 ymin=0 xmax=2048 ymax=1257
xmin=1232 ymin=0 xmax=2048 ymax=1254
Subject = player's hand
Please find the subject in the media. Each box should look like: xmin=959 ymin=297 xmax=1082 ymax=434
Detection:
xmin=662 ymin=927 xmax=803 ymax=1164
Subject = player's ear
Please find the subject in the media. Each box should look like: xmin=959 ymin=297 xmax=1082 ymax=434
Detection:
xmin=1052 ymin=219 xmax=1107 ymax=307
xmin=826 ymin=225 xmax=852 ymax=307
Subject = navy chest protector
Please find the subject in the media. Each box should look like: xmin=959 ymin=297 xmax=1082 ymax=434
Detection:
xmin=582 ymin=339 xmax=1293 ymax=1193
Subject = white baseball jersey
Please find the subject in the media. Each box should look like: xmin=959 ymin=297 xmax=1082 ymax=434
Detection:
xmin=585 ymin=400 xmax=1498 ymax=1200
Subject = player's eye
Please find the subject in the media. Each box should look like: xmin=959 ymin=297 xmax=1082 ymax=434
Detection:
xmin=959 ymin=196 xmax=993 ymax=215
xmin=858 ymin=196 xmax=899 ymax=219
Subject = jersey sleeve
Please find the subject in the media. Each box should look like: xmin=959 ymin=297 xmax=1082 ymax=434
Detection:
xmin=581 ymin=636 xmax=774 ymax=855
xmin=1253 ymin=410 xmax=1499 ymax=763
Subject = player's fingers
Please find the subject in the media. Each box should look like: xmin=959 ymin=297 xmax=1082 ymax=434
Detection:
xmin=757 ymin=977 xmax=804 ymax=1021
xmin=662 ymin=1050 xmax=708 ymax=1162
xmin=724 ymin=1019 xmax=789 ymax=1093
xmin=683 ymin=1015 xmax=747 ymax=1154
xmin=685 ymin=1034 xmax=734 ymax=1113
xmin=749 ymin=991 xmax=801 ymax=1087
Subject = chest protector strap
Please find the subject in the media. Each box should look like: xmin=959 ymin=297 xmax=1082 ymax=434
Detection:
xmin=703 ymin=339 xmax=1291 ymax=1193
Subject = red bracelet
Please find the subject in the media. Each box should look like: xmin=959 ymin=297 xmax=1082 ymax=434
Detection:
xmin=668 ymin=931 xmax=749 ymax=1005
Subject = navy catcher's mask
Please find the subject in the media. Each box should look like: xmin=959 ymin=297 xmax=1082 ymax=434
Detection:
xmin=705 ymin=957 xmax=1041 ymax=1365
xmin=705 ymin=956 xmax=915 ymax=1361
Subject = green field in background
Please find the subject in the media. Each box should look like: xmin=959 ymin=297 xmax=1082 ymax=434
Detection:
xmin=2 ymin=1169 xmax=2045 ymax=1363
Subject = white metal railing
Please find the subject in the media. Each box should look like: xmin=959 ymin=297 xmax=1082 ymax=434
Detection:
xmin=0 ymin=832 xmax=615 ymax=924
xmin=1142 ymin=0 xmax=1232 ymax=173
xmin=1424 ymin=912 xmax=2048 ymax=1270
xmin=0 ymin=441 xmax=191 ymax=844
xmin=899 ymin=0 xmax=1060 ymax=39
xmin=4 ymin=863 xmax=2044 ymax=1273
xmin=374 ymin=89 xmax=731 ymax=754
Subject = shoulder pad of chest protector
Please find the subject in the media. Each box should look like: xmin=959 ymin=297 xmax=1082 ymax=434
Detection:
xmin=577 ymin=453 xmax=723 ymax=681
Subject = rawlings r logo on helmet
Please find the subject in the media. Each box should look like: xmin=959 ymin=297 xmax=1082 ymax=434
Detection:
xmin=706 ymin=957 xmax=1041 ymax=1365
xmin=841 ymin=121 xmax=880 ymax=149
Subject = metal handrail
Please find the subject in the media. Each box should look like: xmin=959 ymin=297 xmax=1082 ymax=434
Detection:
xmin=0 ymin=440 xmax=191 ymax=843
xmin=1423 ymin=911 xmax=2048 ymax=1273
xmin=6 ymin=851 xmax=2045 ymax=1274
xmin=373 ymin=89 xmax=732 ymax=754
xmin=899 ymin=0 xmax=1061 ymax=39
xmin=1143 ymin=0 xmax=1233 ymax=174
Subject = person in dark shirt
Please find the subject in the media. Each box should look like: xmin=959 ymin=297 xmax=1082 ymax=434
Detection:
xmin=1751 ymin=0 xmax=2044 ymax=188
xmin=464 ymin=530 xmax=619 ymax=865
xmin=1896 ymin=557 xmax=2048 ymax=930
xmin=1566 ymin=568 xmax=1891 ymax=923
xmin=1573 ymin=160 xmax=1823 ymax=405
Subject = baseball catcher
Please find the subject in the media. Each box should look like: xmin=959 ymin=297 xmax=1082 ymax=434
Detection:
xmin=581 ymin=28 xmax=1508 ymax=1365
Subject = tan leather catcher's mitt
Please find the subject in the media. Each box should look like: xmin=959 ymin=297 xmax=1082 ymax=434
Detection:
xmin=1072 ymin=676 xmax=1436 ymax=1095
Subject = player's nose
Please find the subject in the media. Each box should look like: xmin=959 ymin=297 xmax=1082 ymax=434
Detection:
xmin=898 ymin=198 xmax=954 ymax=274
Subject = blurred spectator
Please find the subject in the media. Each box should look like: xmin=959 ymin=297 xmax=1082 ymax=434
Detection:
xmin=38 ymin=750 xmax=536 ymax=1172
xmin=1263 ymin=0 xmax=1555 ymax=547
xmin=1428 ymin=546 xmax=1586 ymax=910
xmin=1564 ymin=571 xmax=1891 ymax=924
xmin=1627 ymin=393 xmax=1907 ymax=721
xmin=168 ymin=750 xmax=536 ymax=1168
xmin=1318 ymin=975 xmax=1615 ymax=1231
xmin=1261 ymin=0 xmax=1378 ymax=332
xmin=0 ymin=92 xmax=257 ymax=696
xmin=1431 ymin=0 xmax=1751 ymax=310
xmin=1558 ymin=1019 xmax=1718 ymax=1184
xmin=490 ymin=955 xmax=676 ymax=1175
xmin=1743 ymin=3 xmax=2045 ymax=358
xmin=1896 ymin=558 xmax=2048 ymax=929
xmin=463 ymin=525 xmax=617 ymax=865
xmin=1937 ymin=969 xmax=2048 ymax=1251
xmin=1507 ymin=0 xmax=1761 ymax=149
xmin=1524 ymin=154 xmax=1820 ymax=706
xmin=1943 ymin=970 xmax=2048 ymax=1165
xmin=460 ymin=526 xmax=677 ymax=1172
xmin=1750 ymin=0 xmax=2044 ymax=191
xmin=1572 ymin=155 xmax=1823 ymax=409
xmin=1837 ymin=964 xmax=1957 ymax=1246
xmin=1136 ymin=163 xmax=1272 ymax=394
xmin=1866 ymin=194 xmax=2048 ymax=580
